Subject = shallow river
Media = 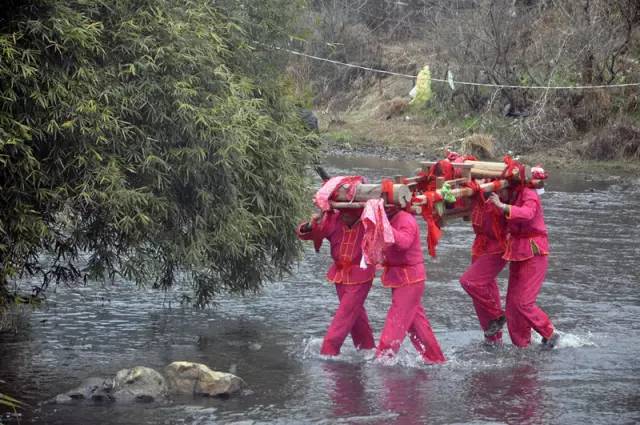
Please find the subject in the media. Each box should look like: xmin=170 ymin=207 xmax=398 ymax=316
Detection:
xmin=1 ymin=155 xmax=639 ymax=424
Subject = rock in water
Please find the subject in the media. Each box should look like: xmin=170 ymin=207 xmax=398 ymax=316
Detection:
xmin=113 ymin=366 xmax=167 ymax=402
xmin=51 ymin=377 xmax=114 ymax=404
xmin=164 ymin=361 xmax=244 ymax=397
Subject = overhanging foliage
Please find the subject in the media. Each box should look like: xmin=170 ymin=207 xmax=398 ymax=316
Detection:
xmin=0 ymin=0 xmax=316 ymax=306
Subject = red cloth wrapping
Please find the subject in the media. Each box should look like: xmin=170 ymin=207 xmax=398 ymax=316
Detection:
xmin=419 ymin=191 xmax=443 ymax=257
xmin=314 ymin=176 xmax=364 ymax=212
xmin=360 ymin=199 xmax=394 ymax=267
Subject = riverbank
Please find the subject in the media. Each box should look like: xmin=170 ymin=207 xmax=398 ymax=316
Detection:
xmin=320 ymin=137 xmax=640 ymax=179
xmin=313 ymin=69 xmax=640 ymax=178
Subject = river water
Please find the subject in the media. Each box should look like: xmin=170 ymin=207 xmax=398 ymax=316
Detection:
xmin=1 ymin=155 xmax=639 ymax=425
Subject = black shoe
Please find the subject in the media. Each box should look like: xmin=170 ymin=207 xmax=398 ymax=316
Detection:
xmin=484 ymin=315 xmax=506 ymax=337
xmin=541 ymin=332 xmax=560 ymax=349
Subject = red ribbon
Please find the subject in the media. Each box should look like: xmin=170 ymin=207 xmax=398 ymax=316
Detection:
xmin=381 ymin=179 xmax=395 ymax=204
xmin=420 ymin=191 xmax=444 ymax=257
xmin=501 ymin=155 xmax=525 ymax=187
xmin=464 ymin=179 xmax=484 ymax=227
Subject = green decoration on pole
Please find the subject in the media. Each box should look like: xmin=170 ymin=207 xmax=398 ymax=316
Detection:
xmin=440 ymin=182 xmax=457 ymax=203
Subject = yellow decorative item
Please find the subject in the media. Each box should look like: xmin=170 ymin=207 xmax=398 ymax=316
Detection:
xmin=410 ymin=65 xmax=432 ymax=107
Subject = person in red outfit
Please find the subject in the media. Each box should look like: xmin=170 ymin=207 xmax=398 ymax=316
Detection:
xmin=375 ymin=208 xmax=446 ymax=364
xmin=489 ymin=187 xmax=559 ymax=348
xmin=459 ymin=193 xmax=508 ymax=344
xmin=297 ymin=209 xmax=376 ymax=356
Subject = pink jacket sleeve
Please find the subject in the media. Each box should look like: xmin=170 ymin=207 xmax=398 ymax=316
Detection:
xmin=507 ymin=190 xmax=539 ymax=223
xmin=296 ymin=212 xmax=338 ymax=252
xmin=390 ymin=212 xmax=417 ymax=251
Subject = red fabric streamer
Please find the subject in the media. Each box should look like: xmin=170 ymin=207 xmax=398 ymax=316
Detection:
xmin=446 ymin=150 xmax=461 ymax=161
xmin=361 ymin=199 xmax=395 ymax=266
xmin=381 ymin=178 xmax=395 ymax=204
xmin=415 ymin=171 xmax=432 ymax=193
xmin=420 ymin=191 xmax=444 ymax=257
xmin=464 ymin=179 xmax=485 ymax=227
xmin=531 ymin=164 xmax=548 ymax=180
xmin=464 ymin=179 xmax=507 ymax=253
xmin=450 ymin=153 xmax=478 ymax=178
xmin=501 ymin=155 xmax=525 ymax=187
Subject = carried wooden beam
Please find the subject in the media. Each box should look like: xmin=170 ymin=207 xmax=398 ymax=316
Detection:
xmin=333 ymin=183 xmax=412 ymax=207
xmin=420 ymin=160 xmax=533 ymax=181
xmin=413 ymin=178 xmax=543 ymax=206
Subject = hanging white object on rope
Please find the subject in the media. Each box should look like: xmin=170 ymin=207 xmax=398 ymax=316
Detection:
xmin=447 ymin=70 xmax=455 ymax=91
xmin=260 ymin=43 xmax=640 ymax=90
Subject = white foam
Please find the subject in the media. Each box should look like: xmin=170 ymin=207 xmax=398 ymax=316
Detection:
xmin=544 ymin=331 xmax=597 ymax=349
xmin=301 ymin=337 xmax=374 ymax=364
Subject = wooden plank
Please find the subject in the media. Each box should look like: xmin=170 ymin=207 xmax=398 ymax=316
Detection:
xmin=470 ymin=168 xmax=504 ymax=179
xmin=464 ymin=160 xmax=507 ymax=171
xmin=445 ymin=178 xmax=469 ymax=186
xmin=420 ymin=161 xmax=436 ymax=173
xmin=451 ymin=163 xmax=474 ymax=169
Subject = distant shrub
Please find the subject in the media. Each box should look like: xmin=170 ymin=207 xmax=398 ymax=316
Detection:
xmin=462 ymin=133 xmax=496 ymax=159
xmin=579 ymin=121 xmax=640 ymax=160
xmin=377 ymin=97 xmax=410 ymax=120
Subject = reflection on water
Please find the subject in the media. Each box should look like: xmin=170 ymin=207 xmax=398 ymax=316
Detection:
xmin=466 ymin=364 xmax=546 ymax=425
xmin=1 ymin=154 xmax=639 ymax=424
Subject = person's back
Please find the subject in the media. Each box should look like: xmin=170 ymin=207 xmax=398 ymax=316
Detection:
xmin=460 ymin=196 xmax=509 ymax=343
xmin=297 ymin=209 xmax=376 ymax=355
xmin=503 ymin=187 xmax=549 ymax=261
xmin=376 ymin=209 xmax=445 ymax=364
xmin=381 ymin=210 xmax=425 ymax=288
xmin=471 ymin=200 xmax=507 ymax=258
xmin=489 ymin=185 xmax=558 ymax=348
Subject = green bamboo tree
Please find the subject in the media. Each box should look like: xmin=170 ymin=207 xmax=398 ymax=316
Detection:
xmin=0 ymin=0 xmax=316 ymax=306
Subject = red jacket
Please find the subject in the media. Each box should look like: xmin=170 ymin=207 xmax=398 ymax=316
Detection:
xmin=297 ymin=211 xmax=375 ymax=284
xmin=471 ymin=200 xmax=506 ymax=258
xmin=381 ymin=211 xmax=426 ymax=288
xmin=504 ymin=188 xmax=550 ymax=261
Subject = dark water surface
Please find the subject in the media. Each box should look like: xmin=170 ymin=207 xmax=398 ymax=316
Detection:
xmin=1 ymin=155 xmax=639 ymax=424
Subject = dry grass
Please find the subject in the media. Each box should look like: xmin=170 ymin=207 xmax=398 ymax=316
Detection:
xmin=461 ymin=133 xmax=496 ymax=160
xmin=579 ymin=122 xmax=640 ymax=160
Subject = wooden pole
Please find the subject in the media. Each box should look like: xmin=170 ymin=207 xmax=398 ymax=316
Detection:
xmin=413 ymin=179 xmax=543 ymax=205
xmin=333 ymin=183 xmax=412 ymax=207
xmin=329 ymin=201 xmax=422 ymax=215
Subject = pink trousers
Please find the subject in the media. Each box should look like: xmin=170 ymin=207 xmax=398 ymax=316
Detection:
xmin=376 ymin=282 xmax=445 ymax=364
xmin=506 ymin=255 xmax=554 ymax=347
xmin=321 ymin=282 xmax=375 ymax=355
xmin=460 ymin=253 xmax=507 ymax=342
